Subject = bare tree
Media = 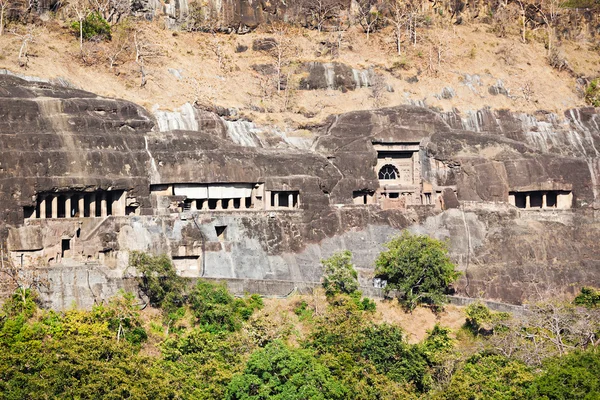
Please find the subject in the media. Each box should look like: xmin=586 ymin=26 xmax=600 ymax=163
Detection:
xmin=106 ymin=24 xmax=132 ymax=69
xmin=69 ymin=0 xmax=91 ymax=52
xmin=266 ymin=24 xmax=297 ymax=93
xmin=133 ymin=29 xmax=162 ymax=88
xmin=11 ymin=26 xmax=36 ymax=67
xmin=0 ymin=245 xmax=46 ymax=305
xmin=301 ymin=0 xmax=341 ymax=32
xmin=90 ymin=0 xmax=129 ymax=24
xmin=356 ymin=0 xmax=382 ymax=41
xmin=0 ymin=0 xmax=8 ymax=36
xmin=387 ymin=0 xmax=420 ymax=55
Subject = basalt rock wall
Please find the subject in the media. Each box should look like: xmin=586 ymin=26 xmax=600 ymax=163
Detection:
xmin=2 ymin=75 xmax=600 ymax=308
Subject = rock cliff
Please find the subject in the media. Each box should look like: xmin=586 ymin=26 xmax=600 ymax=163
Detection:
xmin=2 ymin=74 xmax=600 ymax=308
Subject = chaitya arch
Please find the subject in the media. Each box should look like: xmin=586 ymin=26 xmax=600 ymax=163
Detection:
xmin=378 ymin=164 xmax=399 ymax=180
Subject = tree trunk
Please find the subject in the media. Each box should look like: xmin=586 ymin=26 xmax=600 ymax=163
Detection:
xmin=0 ymin=6 xmax=4 ymax=37
xmin=80 ymin=18 xmax=83 ymax=51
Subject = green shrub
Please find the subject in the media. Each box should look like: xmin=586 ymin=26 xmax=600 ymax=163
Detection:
xmin=70 ymin=12 xmax=111 ymax=41
xmin=441 ymin=354 xmax=534 ymax=400
xmin=585 ymin=78 xmax=600 ymax=107
xmin=574 ymin=287 xmax=600 ymax=308
xmin=528 ymin=349 xmax=600 ymax=399
xmin=187 ymin=280 xmax=262 ymax=332
xmin=375 ymin=231 xmax=460 ymax=311
xmin=2 ymin=288 xmax=39 ymax=319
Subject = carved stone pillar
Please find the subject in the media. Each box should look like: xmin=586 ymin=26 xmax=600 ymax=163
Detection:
xmin=65 ymin=196 xmax=72 ymax=218
xmin=78 ymin=195 xmax=85 ymax=218
xmin=100 ymin=193 xmax=108 ymax=217
xmin=39 ymin=196 xmax=46 ymax=219
xmin=89 ymin=195 xmax=97 ymax=217
xmin=51 ymin=196 xmax=58 ymax=219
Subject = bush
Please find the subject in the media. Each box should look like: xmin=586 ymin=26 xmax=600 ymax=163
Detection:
xmin=585 ymin=78 xmax=600 ymax=107
xmin=574 ymin=287 xmax=600 ymax=308
xmin=442 ymin=354 xmax=534 ymax=400
xmin=321 ymin=250 xmax=359 ymax=297
xmin=70 ymin=12 xmax=111 ymax=41
xmin=1 ymin=288 xmax=39 ymax=319
xmin=375 ymin=231 xmax=460 ymax=311
xmin=187 ymin=280 xmax=262 ymax=332
xmin=528 ymin=349 xmax=600 ymax=399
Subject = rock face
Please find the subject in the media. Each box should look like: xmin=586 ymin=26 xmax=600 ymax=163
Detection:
xmin=299 ymin=62 xmax=373 ymax=92
xmin=2 ymin=74 xmax=600 ymax=309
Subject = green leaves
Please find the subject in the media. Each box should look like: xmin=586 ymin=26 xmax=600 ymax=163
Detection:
xmin=375 ymin=231 xmax=460 ymax=311
xmin=70 ymin=12 xmax=112 ymax=41
xmin=129 ymin=251 xmax=187 ymax=315
xmin=321 ymin=250 xmax=359 ymax=297
xmin=227 ymin=341 xmax=348 ymax=400
xmin=188 ymin=281 xmax=263 ymax=333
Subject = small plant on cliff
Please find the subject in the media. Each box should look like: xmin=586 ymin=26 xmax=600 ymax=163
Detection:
xmin=321 ymin=250 xmax=359 ymax=297
xmin=585 ymin=78 xmax=600 ymax=107
xmin=375 ymin=231 xmax=460 ymax=311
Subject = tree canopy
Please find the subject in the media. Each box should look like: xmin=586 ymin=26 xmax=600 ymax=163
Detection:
xmin=375 ymin=231 xmax=460 ymax=310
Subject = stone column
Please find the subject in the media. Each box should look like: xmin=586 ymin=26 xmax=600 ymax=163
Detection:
xmin=201 ymin=200 xmax=209 ymax=211
xmin=51 ymin=196 xmax=58 ymax=219
xmin=542 ymin=192 xmax=547 ymax=209
xmin=89 ymin=195 xmax=97 ymax=217
xmin=525 ymin=194 xmax=531 ymax=209
xmin=112 ymin=191 xmax=125 ymax=216
xmin=65 ymin=196 xmax=72 ymax=218
xmin=78 ymin=195 xmax=85 ymax=218
xmin=240 ymin=198 xmax=247 ymax=210
xmin=39 ymin=196 xmax=46 ymax=219
xmin=216 ymin=199 xmax=222 ymax=210
xmin=274 ymin=193 xmax=279 ymax=208
xmin=100 ymin=193 xmax=108 ymax=217
xmin=288 ymin=193 xmax=294 ymax=209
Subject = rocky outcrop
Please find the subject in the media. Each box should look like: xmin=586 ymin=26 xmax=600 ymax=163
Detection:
xmin=299 ymin=62 xmax=373 ymax=92
xmin=2 ymin=74 xmax=600 ymax=308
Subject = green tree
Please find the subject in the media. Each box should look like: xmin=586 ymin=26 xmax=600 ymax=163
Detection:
xmin=187 ymin=280 xmax=263 ymax=332
xmin=129 ymin=251 xmax=187 ymax=315
xmin=70 ymin=12 xmax=112 ymax=41
xmin=321 ymin=250 xmax=359 ymax=297
xmin=92 ymin=291 xmax=147 ymax=346
xmin=375 ymin=231 xmax=460 ymax=311
xmin=528 ymin=349 xmax=600 ymax=399
xmin=226 ymin=340 xmax=348 ymax=400
xmin=361 ymin=323 xmax=431 ymax=391
xmin=441 ymin=354 xmax=534 ymax=400
xmin=573 ymin=287 xmax=600 ymax=308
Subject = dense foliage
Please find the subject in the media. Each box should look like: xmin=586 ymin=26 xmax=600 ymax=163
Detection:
xmin=1 ymin=254 xmax=598 ymax=399
xmin=375 ymin=231 xmax=460 ymax=310
xmin=321 ymin=250 xmax=359 ymax=297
